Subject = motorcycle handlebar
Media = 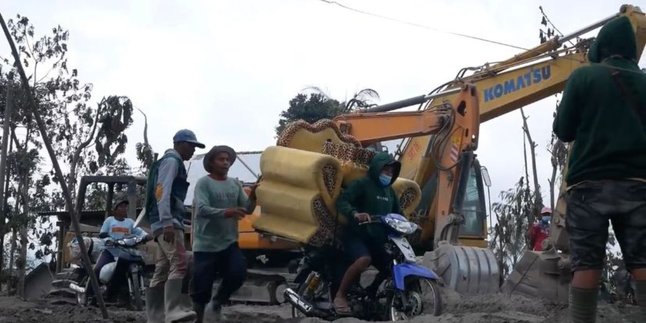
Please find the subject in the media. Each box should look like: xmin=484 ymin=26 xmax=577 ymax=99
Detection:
xmin=358 ymin=214 xmax=384 ymax=225
xmin=106 ymin=236 xmax=146 ymax=247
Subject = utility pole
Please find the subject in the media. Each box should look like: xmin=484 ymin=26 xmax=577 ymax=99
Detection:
xmin=0 ymin=80 xmax=13 ymax=291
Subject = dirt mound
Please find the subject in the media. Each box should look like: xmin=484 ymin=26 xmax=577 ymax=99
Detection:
xmin=296 ymin=288 xmax=642 ymax=323
xmin=0 ymin=289 xmax=641 ymax=323
xmin=0 ymin=296 xmax=144 ymax=323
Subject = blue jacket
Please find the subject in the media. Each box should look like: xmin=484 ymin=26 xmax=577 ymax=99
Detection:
xmin=146 ymin=149 xmax=190 ymax=236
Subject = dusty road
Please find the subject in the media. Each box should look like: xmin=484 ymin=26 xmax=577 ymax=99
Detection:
xmin=0 ymin=289 xmax=641 ymax=323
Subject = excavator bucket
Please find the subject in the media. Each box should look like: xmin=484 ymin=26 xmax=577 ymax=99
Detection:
xmin=502 ymin=248 xmax=570 ymax=303
xmin=502 ymin=175 xmax=571 ymax=304
xmin=423 ymin=241 xmax=500 ymax=294
xmin=24 ymin=263 xmax=54 ymax=301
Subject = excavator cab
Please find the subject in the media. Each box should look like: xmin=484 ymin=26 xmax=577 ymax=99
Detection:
xmin=413 ymin=157 xmax=488 ymax=251
xmin=457 ymin=159 xmax=488 ymax=241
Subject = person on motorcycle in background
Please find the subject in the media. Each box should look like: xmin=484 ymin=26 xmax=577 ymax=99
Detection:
xmin=528 ymin=207 xmax=551 ymax=251
xmin=99 ymin=198 xmax=149 ymax=240
xmin=334 ymin=152 xmax=402 ymax=315
xmin=88 ymin=198 xmax=150 ymax=302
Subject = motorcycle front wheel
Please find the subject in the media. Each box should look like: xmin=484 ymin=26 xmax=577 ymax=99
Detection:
xmin=388 ymin=278 xmax=442 ymax=321
xmin=129 ymin=269 xmax=144 ymax=311
xmin=77 ymin=277 xmax=89 ymax=306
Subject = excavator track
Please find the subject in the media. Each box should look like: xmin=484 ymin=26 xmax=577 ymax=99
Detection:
xmin=214 ymin=269 xmax=296 ymax=305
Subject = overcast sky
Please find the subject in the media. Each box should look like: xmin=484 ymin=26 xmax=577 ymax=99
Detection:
xmin=2 ymin=0 xmax=645 ymax=211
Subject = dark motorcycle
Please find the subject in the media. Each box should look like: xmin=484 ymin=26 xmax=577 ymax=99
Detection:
xmin=69 ymin=235 xmax=148 ymax=310
xmin=285 ymin=213 xmax=443 ymax=321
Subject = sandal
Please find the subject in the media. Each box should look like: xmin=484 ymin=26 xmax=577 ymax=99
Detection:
xmin=333 ymin=299 xmax=352 ymax=316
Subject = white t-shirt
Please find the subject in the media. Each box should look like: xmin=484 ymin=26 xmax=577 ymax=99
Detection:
xmin=100 ymin=216 xmax=147 ymax=240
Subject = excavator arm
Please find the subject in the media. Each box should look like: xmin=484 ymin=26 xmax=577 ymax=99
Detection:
xmin=334 ymin=85 xmax=478 ymax=147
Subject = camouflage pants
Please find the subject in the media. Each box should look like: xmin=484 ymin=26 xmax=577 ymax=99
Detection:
xmin=566 ymin=179 xmax=646 ymax=271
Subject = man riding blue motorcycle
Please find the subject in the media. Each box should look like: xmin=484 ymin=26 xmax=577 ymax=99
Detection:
xmin=285 ymin=152 xmax=442 ymax=320
xmin=333 ymin=152 xmax=403 ymax=315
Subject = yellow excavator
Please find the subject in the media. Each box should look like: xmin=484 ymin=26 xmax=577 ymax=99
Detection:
xmin=252 ymin=3 xmax=646 ymax=300
xmin=43 ymin=4 xmax=645 ymax=306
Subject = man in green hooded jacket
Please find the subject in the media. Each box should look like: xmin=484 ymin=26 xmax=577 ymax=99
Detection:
xmin=334 ymin=152 xmax=402 ymax=314
xmin=553 ymin=14 xmax=646 ymax=322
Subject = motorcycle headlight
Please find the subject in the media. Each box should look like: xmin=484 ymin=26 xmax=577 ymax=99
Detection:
xmin=122 ymin=237 xmax=137 ymax=246
xmin=384 ymin=214 xmax=418 ymax=235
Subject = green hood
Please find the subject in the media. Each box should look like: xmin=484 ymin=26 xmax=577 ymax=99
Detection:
xmin=588 ymin=16 xmax=637 ymax=63
xmin=368 ymin=152 xmax=400 ymax=186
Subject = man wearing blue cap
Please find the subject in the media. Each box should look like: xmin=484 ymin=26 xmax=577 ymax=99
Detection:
xmin=145 ymin=129 xmax=204 ymax=323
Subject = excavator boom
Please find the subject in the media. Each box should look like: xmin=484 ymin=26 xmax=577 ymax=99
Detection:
xmin=334 ymin=85 xmax=478 ymax=146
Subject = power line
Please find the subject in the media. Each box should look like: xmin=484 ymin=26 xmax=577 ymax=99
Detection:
xmin=539 ymin=6 xmax=564 ymax=37
xmin=317 ymin=0 xmax=528 ymax=51
xmin=317 ymin=1 xmax=645 ymax=76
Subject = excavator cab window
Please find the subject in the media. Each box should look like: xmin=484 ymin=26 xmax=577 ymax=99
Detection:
xmin=459 ymin=160 xmax=487 ymax=238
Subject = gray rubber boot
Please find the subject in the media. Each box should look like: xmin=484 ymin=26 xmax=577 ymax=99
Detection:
xmin=164 ymin=279 xmax=197 ymax=323
xmin=203 ymin=301 xmax=223 ymax=322
xmin=146 ymin=284 xmax=166 ymax=323
xmin=193 ymin=303 xmax=205 ymax=323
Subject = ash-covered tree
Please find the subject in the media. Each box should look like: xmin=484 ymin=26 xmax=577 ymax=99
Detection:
xmin=547 ymin=99 xmax=568 ymax=210
xmin=134 ymin=107 xmax=154 ymax=173
xmin=3 ymin=15 xmax=135 ymax=203
xmin=0 ymin=14 xmax=135 ymax=294
xmin=489 ymin=177 xmax=534 ymax=284
xmin=275 ymin=93 xmax=343 ymax=137
xmin=275 ymin=87 xmax=380 ymax=136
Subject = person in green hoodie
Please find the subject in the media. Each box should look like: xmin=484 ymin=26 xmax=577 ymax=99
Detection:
xmin=334 ymin=152 xmax=402 ymax=314
xmin=553 ymin=14 xmax=646 ymax=323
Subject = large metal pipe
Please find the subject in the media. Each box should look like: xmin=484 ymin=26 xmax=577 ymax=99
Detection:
xmin=365 ymin=87 xmax=461 ymax=113
xmin=558 ymin=13 xmax=619 ymax=46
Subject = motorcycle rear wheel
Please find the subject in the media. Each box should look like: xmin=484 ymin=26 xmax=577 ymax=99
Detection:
xmin=290 ymin=274 xmax=328 ymax=318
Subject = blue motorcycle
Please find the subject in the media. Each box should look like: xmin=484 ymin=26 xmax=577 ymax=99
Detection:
xmin=285 ymin=213 xmax=442 ymax=321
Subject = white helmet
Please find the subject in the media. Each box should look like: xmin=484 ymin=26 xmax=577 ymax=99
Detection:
xmin=99 ymin=262 xmax=117 ymax=284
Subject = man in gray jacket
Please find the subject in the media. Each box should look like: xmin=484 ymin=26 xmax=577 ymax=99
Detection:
xmin=145 ymin=129 xmax=204 ymax=323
